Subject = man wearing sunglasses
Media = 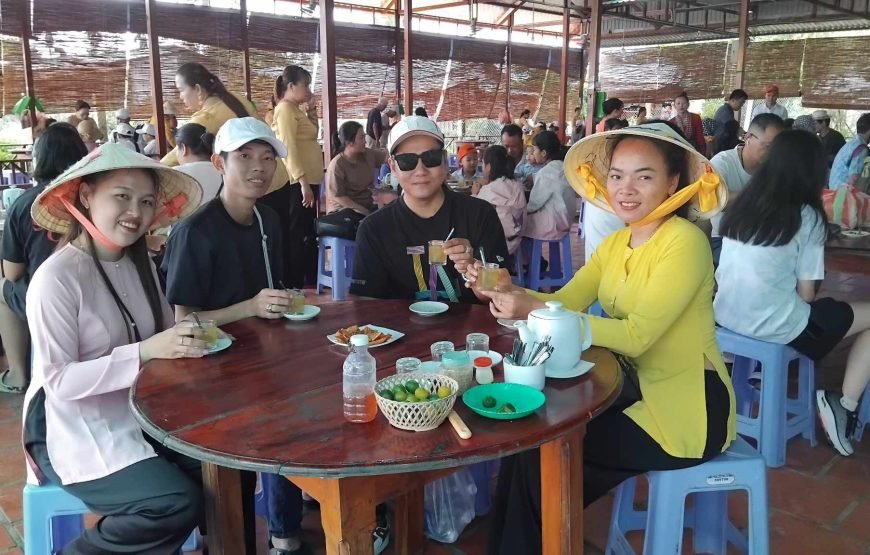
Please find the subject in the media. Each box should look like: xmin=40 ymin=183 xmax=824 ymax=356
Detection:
xmin=709 ymin=113 xmax=785 ymax=265
xmin=350 ymin=116 xmax=508 ymax=302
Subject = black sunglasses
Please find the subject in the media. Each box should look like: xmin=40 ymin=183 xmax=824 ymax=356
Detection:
xmin=392 ymin=149 xmax=444 ymax=171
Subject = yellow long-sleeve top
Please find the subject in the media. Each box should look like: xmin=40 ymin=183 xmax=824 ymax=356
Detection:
xmin=530 ymin=216 xmax=736 ymax=459
xmin=161 ymin=92 xmax=289 ymax=194
xmin=272 ymin=100 xmax=324 ymax=185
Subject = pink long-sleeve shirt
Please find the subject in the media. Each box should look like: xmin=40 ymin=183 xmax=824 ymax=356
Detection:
xmin=23 ymin=244 xmax=174 ymax=485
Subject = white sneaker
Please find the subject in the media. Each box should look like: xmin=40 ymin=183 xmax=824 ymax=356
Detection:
xmin=816 ymin=389 xmax=857 ymax=457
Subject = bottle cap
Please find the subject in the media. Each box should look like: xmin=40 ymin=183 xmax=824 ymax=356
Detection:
xmin=350 ymin=334 xmax=369 ymax=347
xmin=473 ymin=357 xmax=493 ymax=367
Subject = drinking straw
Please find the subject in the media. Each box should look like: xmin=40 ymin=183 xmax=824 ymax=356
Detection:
xmin=444 ymin=227 xmax=455 ymax=242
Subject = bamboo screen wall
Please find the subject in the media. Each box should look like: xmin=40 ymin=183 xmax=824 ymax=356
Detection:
xmin=2 ymin=0 xmax=868 ymax=120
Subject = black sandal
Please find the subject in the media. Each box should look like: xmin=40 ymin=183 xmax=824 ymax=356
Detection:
xmin=0 ymin=370 xmax=25 ymax=394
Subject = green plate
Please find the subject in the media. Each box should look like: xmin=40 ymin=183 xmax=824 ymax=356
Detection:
xmin=462 ymin=383 xmax=546 ymax=420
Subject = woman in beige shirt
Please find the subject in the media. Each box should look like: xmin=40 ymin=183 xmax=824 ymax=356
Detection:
xmin=325 ymin=121 xmax=386 ymax=215
xmin=270 ymin=65 xmax=323 ymax=287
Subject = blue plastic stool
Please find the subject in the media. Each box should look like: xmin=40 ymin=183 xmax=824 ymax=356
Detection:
xmin=23 ymin=483 xmax=199 ymax=554
xmin=316 ymin=236 xmax=356 ymax=301
xmin=519 ymin=235 xmax=574 ymax=292
xmin=448 ymin=154 xmax=458 ymax=170
xmin=606 ymin=437 xmax=769 ymax=555
xmin=854 ymin=384 xmax=870 ymax=442
xmin=716 ymin=327 xmax=816 ymax=468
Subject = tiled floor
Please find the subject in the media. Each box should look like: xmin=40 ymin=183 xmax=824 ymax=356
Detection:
xmin=0 ymin=236 xmax=868 ymax=554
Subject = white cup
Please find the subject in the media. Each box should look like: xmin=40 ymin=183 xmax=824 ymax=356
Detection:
xmin=503 ymin=360 xmax=546 ymax=391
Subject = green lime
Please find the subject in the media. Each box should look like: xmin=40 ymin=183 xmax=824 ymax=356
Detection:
xmin=482 ymin=395 xmax=497 ymax=409
xmin=406 ymin=395 xmax=419 ymax=403
xmin=404 ymin=380 xmax=420 ymax=394
xmin=414 ymin=387 xmax=430 ymax=401
xmin=436 ymin=386 xmax=451 ymax=399
xmin=498 ymin=403 xmax=517 ymax=414
xmin=379 ymin=389 xmax=394 ymax=400
xmin=393 ymin=384 xmax=406 ymax=395
xmin=393 ymin=389 xmax=408 ymax=402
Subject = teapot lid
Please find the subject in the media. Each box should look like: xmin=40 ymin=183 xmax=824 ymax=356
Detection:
xmin=529 ymin=301 xmax=573 ymax=321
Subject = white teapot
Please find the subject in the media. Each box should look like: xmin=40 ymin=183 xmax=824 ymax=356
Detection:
xmin=516 ymin=301 xmax=592 ymax=378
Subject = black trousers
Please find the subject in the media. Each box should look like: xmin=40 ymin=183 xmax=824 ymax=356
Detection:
xmin=261 ymin=183 xmax=318 ymax=288
xmin=486 ymin=371 xmax=731 ymax=555
xmin=32 ymin=438 xmax=203 ymax=555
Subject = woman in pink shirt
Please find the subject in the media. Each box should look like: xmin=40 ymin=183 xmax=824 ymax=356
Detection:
xmin=22 ymin=144 xmax=206 ymax=553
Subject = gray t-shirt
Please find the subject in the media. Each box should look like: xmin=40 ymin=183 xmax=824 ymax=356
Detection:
xmin=710 ymin=148 xmax=752 ymax=238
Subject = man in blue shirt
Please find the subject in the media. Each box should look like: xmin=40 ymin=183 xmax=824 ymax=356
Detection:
xmin=829 ymin=113 xmax=870 ymax=190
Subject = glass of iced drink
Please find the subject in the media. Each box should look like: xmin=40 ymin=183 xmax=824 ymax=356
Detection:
xmin=199 ymin=319 xmax=219 ymax=349
xmin=286 ymin=289 xmax=305 ymax=315
xmin=479 ymin=262 xmax=501 ymax=291
xmin=428 ymin=240 xmax=447 ymax=266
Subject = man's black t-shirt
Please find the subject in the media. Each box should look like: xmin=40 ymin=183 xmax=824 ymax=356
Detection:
xmin=350 ymin=188 xmax=508 ymax=303
xmin=162 ymin=198 xmax=284 ymax=311
xmin=1 ymin=183 xmax=60 ymax=319
xmin=365 ymin=108 xmax=383 ymax=141
xmin=820 ymin=130 xmax=846 ymax=167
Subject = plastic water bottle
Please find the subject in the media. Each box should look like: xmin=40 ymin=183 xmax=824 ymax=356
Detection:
xmin=343 ymin=334 xmax=378 ymax=423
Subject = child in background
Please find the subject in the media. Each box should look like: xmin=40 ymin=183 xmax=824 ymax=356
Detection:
xmin=515 ymin=145 xmax=545 ymax=191
xmin=451 ymin=143 xmax=481 ymax=184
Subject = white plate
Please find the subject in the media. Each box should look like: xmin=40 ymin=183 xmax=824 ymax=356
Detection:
xmin=207 ymin=336 xmax=232 ymax=355
xmin=283 ymin=305 xmax=321 ymax=321
xmin=467 ymin=350 xmax=503 ymax=366
xmin=497 ymin=318 xmax=523 ymax=330
xmin=841 ymin=230 xmax=870 ymax=238
xmin=327 ymin=325 xmax=405 ymax=348
xmin=546 ymin=359 xmax=595 ymax=379
xmin=409 ymin=301 xmax=449 ymax=316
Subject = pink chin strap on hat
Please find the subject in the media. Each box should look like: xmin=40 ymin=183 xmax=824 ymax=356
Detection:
xmin=58 ymin=193 xmax=188 ymax=252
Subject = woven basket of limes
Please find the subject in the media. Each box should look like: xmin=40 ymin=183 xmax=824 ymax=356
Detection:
xmin=375 ymin=372 xmax=458 ymax=432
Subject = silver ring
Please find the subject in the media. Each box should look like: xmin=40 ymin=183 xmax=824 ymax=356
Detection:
xmin=266 ymin=303 xmax=273 ymax=312
xmin=461 ymin=272 xmax=471 ymax=283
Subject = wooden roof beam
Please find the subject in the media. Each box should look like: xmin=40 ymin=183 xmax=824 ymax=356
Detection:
xmin=495 ymin=0 xmax=527 ymax=25
xmin=606 ymin=4 xmax=738 ymax=36
xmin=413 ymin=0 xmax=474 ymax=12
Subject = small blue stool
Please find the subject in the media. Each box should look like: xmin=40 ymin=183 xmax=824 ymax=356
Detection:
xmin=23 ymin=483 xmax=199 ymax=554
xmin=854 ymin=385 xmax=870 ymax=442
xmin=517 ymin=235 xmax=574 ymax=292
xmin=606 ymin=437 xmax=769 ymax=555
xmin=716 ymin=327 xmax=816 ymax=468
xmin=316 ymin=236 xmax=356 ymax=301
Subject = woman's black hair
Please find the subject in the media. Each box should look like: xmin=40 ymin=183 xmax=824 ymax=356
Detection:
xmin=32 ymin=123 xmax=88 ymax=185
xmin=176 ymin=62 xmax=249 ymax=118
xmin=331 ymin=121 xmax=363 ymax=158
xmin=61 ymin=169 xmax=167 ymax=342
xmin=74 ymin=100 xmax=90 ymax=111
xmin=520 ymin=109 xmax=531 ymax=118
xmin=414 ymin=107 xmax=429 ymax=117
xmin=175 ymin=123 xmax=215 ymax=159
xmin=483 ymin=145 xmax=516 ymax=181
xmin=720 ymin=130 xmax=828 ymax=247
xmin=604 ymin=118 xmax=628 ymax=131
xmin=605 ymin=119 xmax=692 ymax=218
xmin=533 ymin=131 xmax=564 ymax=162
xmin=675 ymin=91 xmax=690 ymax=103
xmin=275 ymin=65 xmax=312 ymax=101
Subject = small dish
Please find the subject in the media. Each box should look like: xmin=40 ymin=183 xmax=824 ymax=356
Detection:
xmin=462 ymin=383 xmax=546 ymax=420
xmin=207 ymin=336 xmax=232 ymax=355
xmin=327 ymin=325 xmax=404 ymax=348
xmin=283 ymin=305 xmax=321 ymax=321
xmin=467 ymin=350 xmax=503 ymax=366
xmin=497 ymin=318 xmax=523 ymax=330
xmin=409 ymin=301 xmax=449 ymax=316
xmin=841 ymin=230 xmax=869 ymax=238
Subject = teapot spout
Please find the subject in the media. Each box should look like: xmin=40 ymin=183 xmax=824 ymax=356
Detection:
xmin=515 ymin=321 xmax=535 ymax=345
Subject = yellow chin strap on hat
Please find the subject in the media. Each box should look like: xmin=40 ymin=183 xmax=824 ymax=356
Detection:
xmin=579 ymin=163 xmax=721 ymax=227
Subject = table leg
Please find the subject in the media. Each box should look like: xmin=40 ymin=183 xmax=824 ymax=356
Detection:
xmin=540 ymin=426 xmax=585 ymax=554
xmin=393 ymin=485 xmax=425 ymax=555
xmin=202 ymin=462 xmax=247 ymax=555
xmin=319 ymin=476 xmax=377 ymax=555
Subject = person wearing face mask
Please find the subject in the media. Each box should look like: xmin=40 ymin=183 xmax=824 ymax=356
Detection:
xmin=325 ymin=120 xmax=387 ymax=215
xmin=350 ymin=116 xmax=508 ymax=303
xmin=23 ymin=144 xmax=207 ymax=552
xmin=464 ymin=122 xmax=734 ymax=553
xmin=270 ymin=65 xmax=322 ymax=288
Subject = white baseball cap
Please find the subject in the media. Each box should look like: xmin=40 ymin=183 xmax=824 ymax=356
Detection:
xmin=115 ymin=123 xmax=135 ymax=136
xmin=387 ymin=116 xmax=444 ymax=154
xmin=137 ymin=123 xmax=157 ymax=136
xmin=116 ymin=107 xmax=130 ymax=120
xmin=812 ymin=110 xmax=830 ymax=120
xmin=163 ymin=101 xmax=177 ymax=116
xmin=214 ymin=117 xmax=287 ymax=157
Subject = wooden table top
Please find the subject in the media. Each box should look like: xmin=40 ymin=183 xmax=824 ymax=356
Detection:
xmin=131 ymin=299 xmax=621 ymax=478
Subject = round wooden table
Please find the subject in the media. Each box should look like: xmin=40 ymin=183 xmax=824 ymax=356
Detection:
xmin=130 ymin=300 xmax=620 ymax=554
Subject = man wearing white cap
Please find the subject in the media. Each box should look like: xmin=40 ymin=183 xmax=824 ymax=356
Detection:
xmin=813 ymin=110 xmax=845 ymax=167
xmin=137 ymin=123 xmax=159 ymax=158
xmin=162 ymin=117 xmax=311 ymax=553
xmin=350 ymin=116 xmax=508 ymax=303
xmin=114 ymin=123 xmax=139 ymax=153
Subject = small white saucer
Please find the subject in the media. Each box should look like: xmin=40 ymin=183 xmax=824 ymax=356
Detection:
xmin=283 ymin=305 xmax=321 ymax=321
xmin=207 ymin=336 xmax=232 ymax=355
xmin=545 ymin=359 xmax=595 ymax=379
xmin=409 ymin=301 xmax=449 ymax=316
